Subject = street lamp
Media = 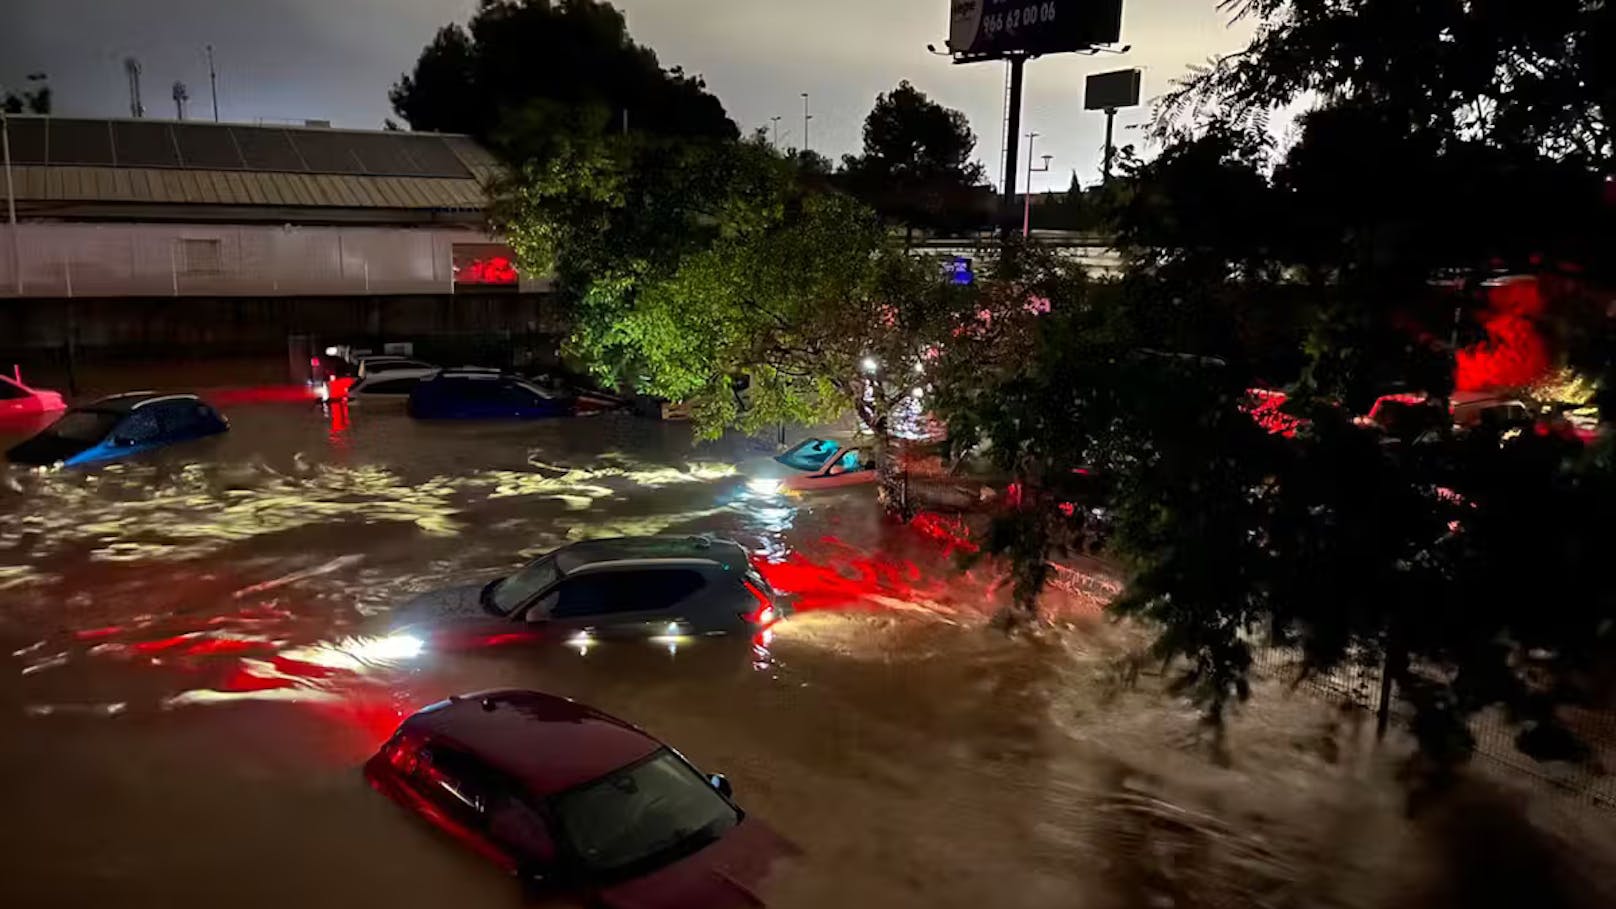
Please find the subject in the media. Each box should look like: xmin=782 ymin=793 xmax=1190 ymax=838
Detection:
xmin=801 ymin=93 xmax=813 ymax=156
xmin=1022 ymin=132 xmax=1052 ymax=239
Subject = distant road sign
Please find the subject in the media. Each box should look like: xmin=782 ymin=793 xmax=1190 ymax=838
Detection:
xmin=1084 ymin=68 xmax=1142 ymax=110
xmin=949 ymin=0 xmax=1124 ymax=62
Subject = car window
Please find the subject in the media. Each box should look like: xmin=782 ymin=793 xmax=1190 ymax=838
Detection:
xmin=552 ymin=750 xmax=738 ymax=875
xmin=550 ymin=569 xmax=706 ymax=619
xmin=116 ymin=409 xmax=161 ymax=443
xmin=499 ymin=382 xmax=541 ymax=406
xmin=486 ymin=793 xmax=558 ymax=865
xmin=0 ymin=378 xmax=27 ymax=400
xmin=420 ymin=746 xmax=499 ymax=823
xmin=152 ymin=400 xmax=207 ymax=434
xmin=776 ymin=438 xmax=839 ymax=471
xmin=491 ymin=556 xmax=560 ymax=615
xmin=834 ymin=449 xmax=864 ymax=472
xmin=361 ymin=376 xmax=423 ymax=395
xmin=50 ymin=410 xmax=121 ymax=442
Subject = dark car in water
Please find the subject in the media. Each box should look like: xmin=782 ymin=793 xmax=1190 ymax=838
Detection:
xmin=5 ymin=392 xmax=228 ymax=468
xmin=365 ymin=689 xmax=795 ymax=907
xmin=407 ymin=370 xmax=572 ymax=420
xmin=390 ymin=536 xmax=781 ymax=652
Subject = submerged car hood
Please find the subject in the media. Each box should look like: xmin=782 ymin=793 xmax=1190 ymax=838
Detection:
xmin=389 ymin=582 xmax=492 ymax=628
xmin=5 ymin=432 xmax=95 ymax=466
xmin=596 ymin=818 xmax=797 ymax=909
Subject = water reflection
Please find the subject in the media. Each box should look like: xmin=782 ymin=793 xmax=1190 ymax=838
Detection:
xmin=2 ymin=403 xmax=1611 ymax=909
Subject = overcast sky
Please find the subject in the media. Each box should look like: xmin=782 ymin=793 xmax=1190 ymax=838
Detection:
xmin=1 ymin=0 xmax=1254 ymax=189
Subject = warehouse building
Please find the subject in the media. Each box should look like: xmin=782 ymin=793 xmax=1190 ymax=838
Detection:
xmin=0 ymin=115 xmax=555 ymax=369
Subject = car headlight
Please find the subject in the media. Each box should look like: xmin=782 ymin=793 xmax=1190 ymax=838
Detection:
xmin=748 ymin=477 xmax=783 ymax=495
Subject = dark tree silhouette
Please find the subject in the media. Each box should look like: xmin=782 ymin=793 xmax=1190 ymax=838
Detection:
xmin=390 ymin=0 xmax=736 ymax=154
xmin=841 ymin=81 xmax=989 ymax=236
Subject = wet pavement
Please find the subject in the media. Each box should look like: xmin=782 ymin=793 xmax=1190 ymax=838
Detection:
xmin=2 ymin=397 xmax=1612 ymax=908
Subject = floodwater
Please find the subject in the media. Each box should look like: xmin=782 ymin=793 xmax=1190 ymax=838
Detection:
xmin=1 ymin=397 xmax=1611 ymax=909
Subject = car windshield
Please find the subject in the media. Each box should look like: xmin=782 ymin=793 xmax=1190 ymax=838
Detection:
xmin=552 ymin=750 xmax=738 ymax=876
xmin=488 ymin=555 xmax=560 ymax=615
xmin=48 ymin=410 xmax=121 ymax=442
xmin=775 ymin=438 xmax=839 ymax=472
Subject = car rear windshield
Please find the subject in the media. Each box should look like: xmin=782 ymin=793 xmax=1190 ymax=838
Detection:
xmin=49 ymin=410 xmax=121 ymax=442
xmin=775 ymin=438 xmax=838 ymax=471
xmin=552 ymin=750 xmax=738 ymax=876
xmin=488 ymin=555 xmax=560 ymax=615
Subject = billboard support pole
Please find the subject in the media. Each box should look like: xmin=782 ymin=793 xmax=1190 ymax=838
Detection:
xmin=1102 ymin=107 xmax=1118 ymax=184
xmin=1001 ymin=55 xmax=1027 ymax=240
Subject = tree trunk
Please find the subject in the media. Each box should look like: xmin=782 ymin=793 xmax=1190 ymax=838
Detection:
xmin=873 ymin=422 xmax=909 ymax=519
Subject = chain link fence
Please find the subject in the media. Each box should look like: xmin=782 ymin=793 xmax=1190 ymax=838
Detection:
xmin=1251 ymin=642 xmax=1616 ymax=810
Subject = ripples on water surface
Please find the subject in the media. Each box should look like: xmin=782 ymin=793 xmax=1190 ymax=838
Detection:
xmin=1 ymin=402 xmax=1611 ymax=909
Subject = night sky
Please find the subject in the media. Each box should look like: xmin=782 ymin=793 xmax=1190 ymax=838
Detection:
xmin=1 ymin=0 xmax=1253 ymax=187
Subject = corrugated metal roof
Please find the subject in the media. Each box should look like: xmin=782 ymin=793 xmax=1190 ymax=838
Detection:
xmin=4 ymin=117 xmax=498 ymax=214
xmin=9 ymin=164 xmax=488 ymax=211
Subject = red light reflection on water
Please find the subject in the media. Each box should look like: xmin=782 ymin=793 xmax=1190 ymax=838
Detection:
xmin=207 ymin=385 xmax=320 ymax=406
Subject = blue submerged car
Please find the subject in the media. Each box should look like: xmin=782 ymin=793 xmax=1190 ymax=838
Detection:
xmin=407 ymin=370 xmax=573 ymax=420
xmin=5 ymin=392 xmax=228 ymax=468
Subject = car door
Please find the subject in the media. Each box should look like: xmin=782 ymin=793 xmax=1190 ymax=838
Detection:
xmin=0 ymin=376 xmax=37 ymax=417
xmin=400 ymin=743 xmax=520 ymax=873
xmin=524 ymin=569 xmax=709 ymax=639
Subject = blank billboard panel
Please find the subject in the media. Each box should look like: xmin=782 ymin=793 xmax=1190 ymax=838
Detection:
xmin=1084 ymin=68 xmax=1142 ymax=110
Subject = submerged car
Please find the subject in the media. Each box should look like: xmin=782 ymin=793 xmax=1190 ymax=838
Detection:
xmin=745 ymin=437 xmax=875 ymax=495
xmin=391 ymin=536 xmax=781 ymax=649
xmin=5 ymin=392 xmax=227 ymax=468
xmin=366 ymin=689 xmax=795 ymax=906
xmin=408 ymin=370 xmax=572 ymax=420
xmin=0 ymin=372 xmax=67 ymax=422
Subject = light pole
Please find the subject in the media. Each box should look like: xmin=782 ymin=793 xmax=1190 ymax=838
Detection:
xmin=1022 ymin=132 xmax=1051 ymax=239
xmin=770 ymin=115 xmax=781 ymax=150
xmin=2 ymin=104 xmax=19 ymax=296
xmin=207 ymin=44 xmax=220 ymax=122
xmin=801 ymin=93 xmax=812 ymax=156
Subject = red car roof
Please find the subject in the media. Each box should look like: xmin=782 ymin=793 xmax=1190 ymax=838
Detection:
xmin=401 ymin=689 xmax=661 ymax=795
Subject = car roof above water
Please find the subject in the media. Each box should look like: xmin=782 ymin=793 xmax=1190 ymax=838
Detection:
xmin=553 ymin=536 xmax=751 ymax=575
xmin=83 ymin=391 xmax=203 ymax=413
xmin=403 ymin=689 xmax=661 ymax=794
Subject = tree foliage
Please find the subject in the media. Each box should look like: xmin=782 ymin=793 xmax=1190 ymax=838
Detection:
xmin=841 ymin=81 xmax=990 ymax=234
xmin=390 ymin=0 xmax=736 ymax=153
xmin=932 ymin=0 xmax=1616 ymax=770
xmin=2 ymin=74 xmax=50 ymax=115
xmin=495 ymin=132 xmax=960 ymax=443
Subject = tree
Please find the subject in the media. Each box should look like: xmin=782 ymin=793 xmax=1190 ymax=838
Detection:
xmin=932 ymin=0 xmax=1616 ymax=773
xmin=841 ymin=81 xmax=989 ymax=237
xmin=390 ymin=0 xmax=736 ymax=155
xmin=2 ymin=73 xmax=50 ymax=115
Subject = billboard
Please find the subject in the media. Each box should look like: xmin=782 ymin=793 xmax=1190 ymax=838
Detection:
xmin=1084 ymin=68 xmax=1142 ymax=110
xmin=949 ymin=0 xmax=1123 ymax=61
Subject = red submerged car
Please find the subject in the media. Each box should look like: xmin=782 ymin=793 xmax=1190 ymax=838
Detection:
xmin=365 ymin=690 xmax=795 ymax=908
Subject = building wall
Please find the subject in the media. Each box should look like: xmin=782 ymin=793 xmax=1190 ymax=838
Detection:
xmin=0 ymin=222 xmax=544 ymax=299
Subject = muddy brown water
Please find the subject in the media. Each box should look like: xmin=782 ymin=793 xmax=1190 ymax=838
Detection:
xmin=1 ymin=400 xmax=1611 ymax=908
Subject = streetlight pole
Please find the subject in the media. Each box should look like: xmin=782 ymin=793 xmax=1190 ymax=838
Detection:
xmin=207 ymin=44 xmax=220 ymax=122
xmin=770 ymin=116 xmax=781 ymax=150
xmin=2 ymin=107 xmax=19 ymax=296
xmin=1022 ymin=133 xmax=1051 ymax=239
xmin=801 ymin=93 xmax=812 ymax=156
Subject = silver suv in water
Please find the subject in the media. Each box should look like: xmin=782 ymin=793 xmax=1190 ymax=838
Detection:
xmin=391 ymin=536 xmax=781 ymax=647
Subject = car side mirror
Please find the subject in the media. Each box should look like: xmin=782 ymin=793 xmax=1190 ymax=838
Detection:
xmin=708 ymin=773 xmax=733 ymax=798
